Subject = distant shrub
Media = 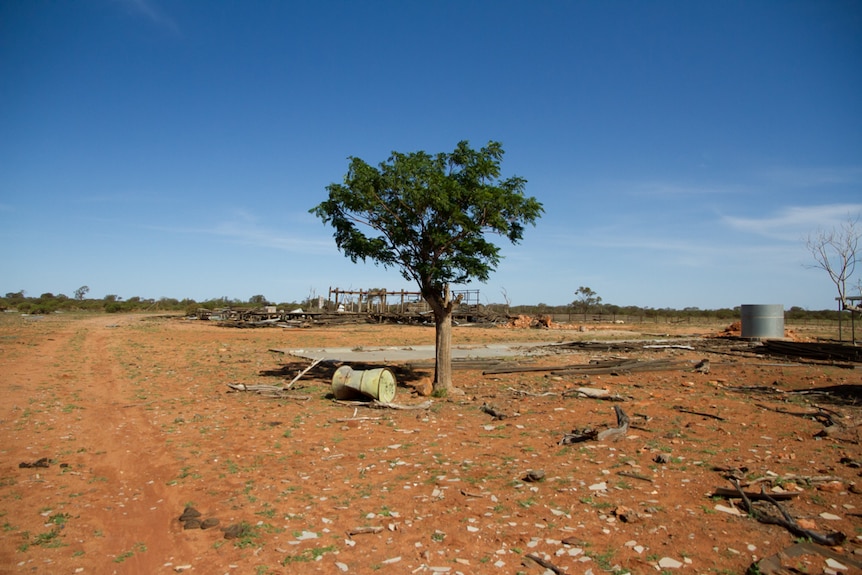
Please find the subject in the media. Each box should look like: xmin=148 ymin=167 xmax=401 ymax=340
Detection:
xmin=105 ymin=303 xmax=122 ymax=313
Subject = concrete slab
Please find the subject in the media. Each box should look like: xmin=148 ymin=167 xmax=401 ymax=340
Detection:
xmin=275 ymin=342 xmax=554 ymax=363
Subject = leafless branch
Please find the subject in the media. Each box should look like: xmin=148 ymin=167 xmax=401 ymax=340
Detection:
xmin=805 ymin=214 xmax=861 ymax=312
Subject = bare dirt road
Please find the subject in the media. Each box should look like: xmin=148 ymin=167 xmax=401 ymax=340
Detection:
xmin=1 ymin=313 xmax=860 ymax=574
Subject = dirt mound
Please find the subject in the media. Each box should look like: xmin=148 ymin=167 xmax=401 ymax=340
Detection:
xmin=719 ymin=320 xmax=742 ymax=337
xmin=505 ymin=314 xmax=551 ymax=328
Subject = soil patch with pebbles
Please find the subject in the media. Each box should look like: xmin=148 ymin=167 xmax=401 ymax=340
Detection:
xmin=0 ymin=313 xmax=860 ymax=574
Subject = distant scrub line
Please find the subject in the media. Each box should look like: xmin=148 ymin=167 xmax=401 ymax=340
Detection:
xmin=0 ymin=291 xmax=843 ymax=321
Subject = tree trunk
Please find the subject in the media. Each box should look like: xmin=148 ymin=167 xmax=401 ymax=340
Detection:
xmin=427 ymin=285 xmax=454 ymax=394
xmin=434 ymin=308 xmax=453 ymax=393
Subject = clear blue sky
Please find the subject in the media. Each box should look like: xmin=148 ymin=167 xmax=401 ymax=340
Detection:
xmin=2 ymin=1 xmax=860 ymax=310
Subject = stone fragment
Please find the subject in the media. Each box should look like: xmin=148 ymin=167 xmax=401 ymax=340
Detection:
xmin=179 ymin=507 xmax=202 ymax=522
xmin=182 ymin=519 xmax=201 ymax=530
xmin=825 ymin=558 xmax=848 ymax=571
xmin=523 ymin=469 xmax=545 ymax=482
xmin=414 ymin=378 xmax=433 ymax=396
xmin=818 ymin=482 xmax=845 ymax=493
xmin=222 ymin=523 xmax=249 ymax=539
xmin=797 ymin=518 xmax=818 ymax=530
xmin=658 ymin=557 xmax=683 ymax=569
xmin=200 ymin=518 xmax=220 ymax=529
xmin=715 ymin=504 xmax=744 ymax=516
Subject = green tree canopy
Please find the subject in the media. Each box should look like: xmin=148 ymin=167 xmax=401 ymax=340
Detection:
xmin=311 ymin=140 xmax=543 ymax=392
xmin=573 ymin=286 xmax=602 ymax=320
xmin=249 ymin=294 xmax=269 ymax=306
xmin=74 ymin=285 xmax=90 ymax=300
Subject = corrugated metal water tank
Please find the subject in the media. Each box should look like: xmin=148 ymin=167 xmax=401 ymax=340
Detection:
xmin=740 ymin=304 xmax=785 ymax=339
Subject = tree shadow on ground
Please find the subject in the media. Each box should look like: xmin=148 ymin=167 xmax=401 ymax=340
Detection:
xmin=258 ymin=360 xmax=429 ymax=389
xmin=794 ymin=384 xmax=862 ymax=407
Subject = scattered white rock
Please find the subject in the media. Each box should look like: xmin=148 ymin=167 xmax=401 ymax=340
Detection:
xmin=820 ymin=512 xmax=842 ymax=521
xmin=825 ymin=558 xmax=848 ymax=571
xmin=335 ymin=561 xmax=348 ymax=572
xmin=715 ymin=504 xmax=745 ymax=516
xmin=658 ymin=557 xmax=683 ymax=569
xmin=381 ymin=556 xmax=401 ymax=564
xmin=588 ymin=482 xmax=607 ymax=491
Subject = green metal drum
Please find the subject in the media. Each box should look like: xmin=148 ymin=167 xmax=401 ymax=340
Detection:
xmin=331 ymin=365 xmax=397 ymax=403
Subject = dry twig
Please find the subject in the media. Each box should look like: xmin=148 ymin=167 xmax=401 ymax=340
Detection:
xmin=523 ymin=553 xmax=565 ymax=575
xmin=730 ymin=479 xmax=845 ymax=546
xmin=673 ymin=405 xmax=726 ymax=421
xmin=346 ymin=526 xmax=383 ymax=536
xmin=284 ymin=358 xmax=323 ymax=389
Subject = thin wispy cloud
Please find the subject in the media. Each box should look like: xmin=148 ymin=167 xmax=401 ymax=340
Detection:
xmin=625 ymin=181 xmax=749 ymax=198
xmin=759 ymin=166 xmax=862 ymax=188
xmin=211 ymin=222 xmax=332 ymax=253
xmin=115 ymin=0 xmax=179 ymax=34
xmin=141 ymin=210 xmax=333 ymax=254
xmin=77 ymin=191 xmax=157 ymax=204
xmin=722 ymin=204 xmax=862 ymax=240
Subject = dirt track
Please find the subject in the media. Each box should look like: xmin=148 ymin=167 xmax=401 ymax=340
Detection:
xmin=1 ymin=313 xmax=860 ymax=574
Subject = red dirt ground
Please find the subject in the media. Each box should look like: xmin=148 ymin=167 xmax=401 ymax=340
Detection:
xmin=0 ymin=313 xmax=860 ymax=575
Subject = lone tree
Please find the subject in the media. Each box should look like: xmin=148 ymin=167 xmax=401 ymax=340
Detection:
xmin=573 ymin=286 xmax=601 ymax=321
xmin=249 ymin=294 xmax=269 ymax=306
xmin=311 ymin=140 xmax=543 ymax=394
xmin=805 ymin=213 xmax=861 ymax=314
xmin=74 ymin=285 xmax=89 ymax=301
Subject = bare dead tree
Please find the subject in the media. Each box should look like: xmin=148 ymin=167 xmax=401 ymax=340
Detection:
xmin=805 ymin=214 xmax=861 ymax=313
